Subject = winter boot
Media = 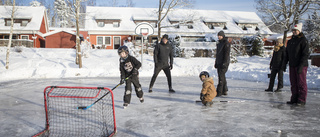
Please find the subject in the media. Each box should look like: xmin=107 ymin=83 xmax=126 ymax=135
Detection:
xmin=265 ymin=88 xmax=273 ymax=92
xmin=274 ymin=88 xmax=282 ymax=92
xmin=139 ymin=97 xmax=144 ymax=103
xmin=123 ymin=103 xmax=129 ymax=109
xmin=205 ymin=101 xmax=213 ymax=106
xmin=169 ymin=88 xmax=175 ymax=93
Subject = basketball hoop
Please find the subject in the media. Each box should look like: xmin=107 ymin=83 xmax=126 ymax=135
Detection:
xmin=134 ymin=22 xmax=155 ymax=66
xmin=142 ymin=33 xmax=149 ymax=39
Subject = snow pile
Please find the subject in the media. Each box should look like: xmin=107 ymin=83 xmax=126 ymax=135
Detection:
xmin=0 ymin=47 xmax=319 ymax=89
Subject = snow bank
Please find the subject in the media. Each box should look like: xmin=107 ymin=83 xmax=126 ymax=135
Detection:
xmin=0 ymin=47 xmax=319 ymax=89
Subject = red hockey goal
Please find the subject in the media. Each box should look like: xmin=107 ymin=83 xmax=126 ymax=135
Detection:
xmin=34 ymin=86 xmax=116 ymax=137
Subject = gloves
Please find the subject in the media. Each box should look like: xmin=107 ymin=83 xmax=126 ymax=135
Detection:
xmin=132 ymin=68 xmax=139 ymax=76
xmin=200 ymin=93 xmax=204 ymax=101
xmin=169 ymin=64 xmax=173 ymax=70
xmin=120 ymin=79 xmax=125 ymax=85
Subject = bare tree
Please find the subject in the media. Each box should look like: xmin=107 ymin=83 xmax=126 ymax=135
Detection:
xmin=67 ymin=0 xmax=84 ymax=68
xmin=157 ymin=0 xmax=194 ymax=40
xmin=126 ymin=0 xmax=135 ymax=7
xmin=5 ymin=0 xmax=15 ymax=69
xmin=255 ymin=0 xmax=314 ymax=44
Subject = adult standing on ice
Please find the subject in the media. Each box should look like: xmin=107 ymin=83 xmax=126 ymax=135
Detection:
xmin=149 ymin=34 xmax=175 ymax=93
xmin=214 ymin=31 xmax=230 ymax=97
xmin=265 ymin=38 xmax=286 ymax=92
xmin=283 ymin=23 xmax=309 ymax=106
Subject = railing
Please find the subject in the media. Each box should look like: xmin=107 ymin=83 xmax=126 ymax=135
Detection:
xmin=0 ymin=39 xmax=34 ymax=47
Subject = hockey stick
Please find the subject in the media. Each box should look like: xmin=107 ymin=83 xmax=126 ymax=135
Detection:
xmin=195 ymin=100 xmax=245 ymax=103
xmin=77 ymin=76 xmax=131 ymax=110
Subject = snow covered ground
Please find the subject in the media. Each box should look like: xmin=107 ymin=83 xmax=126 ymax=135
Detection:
xmin=0 ymin=47 xmax=319 ymax=137
xmin=0 ymin=47 xmax=319 ymax=89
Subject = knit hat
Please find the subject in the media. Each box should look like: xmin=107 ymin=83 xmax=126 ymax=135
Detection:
xmin=217 ymin=31 xmax=225 ymax=37
xmin=162 ymin=34 xmax=169 ymax=40
xmin=292 ymin=23 xmax=303 ymax=32
xmin=276 ymin=38 xmax=283 ymax=44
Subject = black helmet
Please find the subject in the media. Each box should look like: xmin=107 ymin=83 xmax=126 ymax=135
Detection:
xmin=118 ymin=46 xmax=129 ymax=55
xmin=199 ymin=71 xmax=210 ymax=79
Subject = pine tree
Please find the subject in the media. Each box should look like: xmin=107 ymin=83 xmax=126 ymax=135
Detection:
xmin=304 ymin=11 xmax=320 ymax=52
xmin=54 ymin=0 xmax=73 ymax=28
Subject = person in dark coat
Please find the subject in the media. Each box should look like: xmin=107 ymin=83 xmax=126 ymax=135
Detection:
xmin=283 ymin=23 xmax=309 ymax=106
xmin=149 ymin=34 xmax=175 ymax=93
xmin=265 ymin=38 xmax=286 ymax=92
xmin=214 ymin=31 xmax=230 ymax=96
xmin=118 ymin=46 xmax=144 ymax=108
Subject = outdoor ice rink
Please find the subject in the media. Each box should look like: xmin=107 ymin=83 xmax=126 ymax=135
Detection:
xmin=1 ymin=76 xmax=319 ymax=137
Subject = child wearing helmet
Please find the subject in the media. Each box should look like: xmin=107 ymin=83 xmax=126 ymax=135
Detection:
xmin=199 ymin=71 xmax=217 ymax=106
xmin=118 ymin=46 xmax=144 ymax=108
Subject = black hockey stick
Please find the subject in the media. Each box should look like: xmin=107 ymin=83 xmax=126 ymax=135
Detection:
xmin=77 ymin=76 xmax=131 ymax=110
xmin=195 ymin=100 xmax=245 ymax=103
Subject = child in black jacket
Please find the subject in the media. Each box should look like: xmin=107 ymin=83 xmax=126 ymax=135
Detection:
xmin=118 ymin=46 xmax=144 ymax=108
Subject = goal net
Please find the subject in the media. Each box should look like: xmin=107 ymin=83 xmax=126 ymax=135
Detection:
xmin=34 ymin=86 xmax=116 ymax=137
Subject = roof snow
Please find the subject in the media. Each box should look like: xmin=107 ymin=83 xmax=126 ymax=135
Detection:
xmin=0 ymin=6 xmax=46 ymax=32
xmin=85 ymin=6 xmax=273 ymax=36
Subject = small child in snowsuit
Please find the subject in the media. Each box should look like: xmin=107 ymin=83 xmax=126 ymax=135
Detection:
xmin=118 ymin=46 xmax=144 ymax=108
xmin=199 ymin=71 xmax=217 ymax=106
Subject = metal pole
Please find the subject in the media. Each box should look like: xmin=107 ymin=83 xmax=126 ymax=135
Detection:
xmin=141 ymin=35 xmax=143 ymax=66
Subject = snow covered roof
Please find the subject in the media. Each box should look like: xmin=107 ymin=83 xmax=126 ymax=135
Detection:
xmin=266 ymin=32 xmax=293 ymax=41
xmin=0 ymin=6 xmax=46 ymax=32
xmin=43 ymin=30 xmax=76 ymax=37
xmin=85 ymin=6 xmax=274 ymax=36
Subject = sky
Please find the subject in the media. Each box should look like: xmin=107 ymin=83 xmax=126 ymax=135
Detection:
xmin=96 ymin=0 xmax=257 ymax=12
xmin=14 ymin=0 xmax=257 ymax=12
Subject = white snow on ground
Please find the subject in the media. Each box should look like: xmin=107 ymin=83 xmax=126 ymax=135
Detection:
xmin=0 ymin=47 xmax=319 ymax=89
xmin=1 ymin=47 xmax=320 ymax=137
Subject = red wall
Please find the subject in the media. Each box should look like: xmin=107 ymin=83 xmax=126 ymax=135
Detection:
xmin=45 ymin=32 xmax=76 ymax=48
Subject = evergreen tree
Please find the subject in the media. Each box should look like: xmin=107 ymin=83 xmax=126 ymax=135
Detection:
xmin=304 ymin=11 xmax=320 ymax=52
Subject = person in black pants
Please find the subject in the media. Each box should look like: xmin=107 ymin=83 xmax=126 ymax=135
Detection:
xmin=149 ymin=34 xmax=175 ymax=93
xmin=118 ymin=46 xmax=144 ymax=108
xmin=215 ymin=31 xmax=230 ymax=97
xmin=265 ymin=38 xmax=285 ymax=92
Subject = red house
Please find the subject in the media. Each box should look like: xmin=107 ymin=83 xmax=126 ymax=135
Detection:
xmin=43 ymin=29 xmax=88 ymax=48
xmin=0 ymin=6 xmax=49 ymax=48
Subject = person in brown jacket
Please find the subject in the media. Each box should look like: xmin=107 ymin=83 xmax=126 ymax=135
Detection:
xmin=199 ymin=71 xmax=217 ymax=106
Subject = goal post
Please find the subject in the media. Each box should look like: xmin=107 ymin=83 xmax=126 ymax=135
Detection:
xmin=34 ymin=86 xmax=117 ymax=137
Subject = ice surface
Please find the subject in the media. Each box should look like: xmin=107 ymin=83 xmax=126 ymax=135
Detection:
xmin=1 ymin=76 xmax=319 ymax=137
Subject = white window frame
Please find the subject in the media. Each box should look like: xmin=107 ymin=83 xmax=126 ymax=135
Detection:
xmin=21 ymin=20 xmax=28 ymax=26
xmin=6 ymin=20 xmax=11 ymax=26
xmin=113 ymin=36 xmax=121 ymax=49
xmin=113 ymin=22 xmax=119 ymax=27
xmin=96 ymin=36 xmax=112 ymax=46
xmin=21 ymin=35 xmax=29 ymax=40
xmin=97 ymin=22 xmax=105 ymax=27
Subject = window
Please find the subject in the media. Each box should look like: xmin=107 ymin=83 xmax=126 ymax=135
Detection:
xmin=97 ymin=36 xmax=111 ymax=46
xmin=21 ymin=35 xmax=29 ymax=39
xmin=187 ymin=25 xmax=193 ymax=29
xmin=255 ymin=26 xmax=260 ymax=31
xmin=105 ymin=37 xmax=111 ymax=45
xmin=208 ymin=24 xmax=214 ymax=29
xmin=151 ymin=22 xmax=157 ymax=28
xmin=98 ymin=22 xmax=105 ymax=27
xmin=113 ymin=22 xmax=119 ymax=27
xmin=97 ymin=37 xmax=103 ymax=45
xmin=6 ymin=20 xmax=11 ymax=26
xmin=243 ymin=26 xmax=248 ymax=30
xmin=21 ymin=20 xmax=28 ymax=26
xmin=223 ymin=25 xmax=228 ymax=30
